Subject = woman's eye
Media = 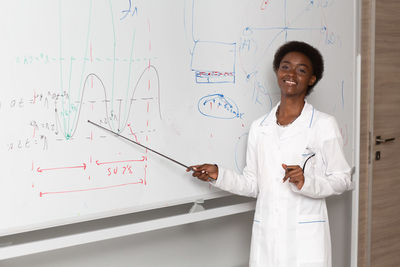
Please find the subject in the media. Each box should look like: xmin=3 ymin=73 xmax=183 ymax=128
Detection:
xmin=279 ymin=65 xmax=289 ymax=70
xmin=297 ymin=68 xmax=307 ymax=74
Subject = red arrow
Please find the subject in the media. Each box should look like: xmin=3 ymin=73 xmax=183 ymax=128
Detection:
xmin=95 ymin=156 xmax=146 ymax=166
xmin=39 ymin=178 xmax=145 ymax=197
xmin=37 ymin=163 xmax=87 ymax=173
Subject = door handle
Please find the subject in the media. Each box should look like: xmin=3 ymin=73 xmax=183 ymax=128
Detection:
xmin=375 ymin=136 xmax=396 ymax=145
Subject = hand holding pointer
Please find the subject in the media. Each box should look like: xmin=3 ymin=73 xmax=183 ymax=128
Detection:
xmin=282 ymin=164 xmax=304 ymax=190
xmin=187 ymin=164 xmax=218 ymax=181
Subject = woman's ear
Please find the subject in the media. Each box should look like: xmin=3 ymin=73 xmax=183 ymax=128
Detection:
xmin=308 ymin=75 xmax=317 ymax=86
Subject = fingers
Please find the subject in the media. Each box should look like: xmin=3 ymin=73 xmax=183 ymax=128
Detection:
xmin=282 ymin=165 xmax=301 ymax=182
xmin=289 ymin=177 xmax=304 ymax=189
xmin=187 ymin=164 xmax=218 ymax=181
xmin=186 ymin=165 xmax=201 ymax=172
xmin=196 ymin=171 xmax=211 ymax=181
xmin=282 ymin=164 xmax=304 ymax=189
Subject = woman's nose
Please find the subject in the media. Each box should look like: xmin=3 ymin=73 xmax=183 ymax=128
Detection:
xmin=286 ymin=68 xmax=296 ymax=76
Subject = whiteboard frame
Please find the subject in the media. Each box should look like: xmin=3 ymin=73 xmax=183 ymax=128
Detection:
xmin=0 ymin=190 xmax=232 ymax=237
xmin=350 ymin=0 xmax=361 ymax=266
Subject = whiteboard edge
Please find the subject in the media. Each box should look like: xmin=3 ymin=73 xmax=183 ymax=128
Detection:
xmin=0 ymin=201 xmax=256 ymax=260
xmin=351 ymin=0 xmax=362 ymax=262
xmin=0 ymin=190 xmax=231 ymax=237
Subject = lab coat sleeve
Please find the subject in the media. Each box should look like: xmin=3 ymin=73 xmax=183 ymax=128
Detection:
xmin=292 ymin=117 xmax=353 ymax=199
xmin=211 ymin=122 xmax=259 ymax=198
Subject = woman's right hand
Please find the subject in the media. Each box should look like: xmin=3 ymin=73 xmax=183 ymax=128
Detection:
xmin=186 ymin=164 xmax=219 ymax=181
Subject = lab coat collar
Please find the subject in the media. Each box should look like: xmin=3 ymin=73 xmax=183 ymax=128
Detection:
xmin=259 ymin=101 xmax=315 ymax=137
xmin=259 ymin=104 xmax=279 ymax=127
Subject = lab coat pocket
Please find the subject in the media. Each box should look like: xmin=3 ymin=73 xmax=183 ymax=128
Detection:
xmin=296 ymin=214 xmax=327 ymax=264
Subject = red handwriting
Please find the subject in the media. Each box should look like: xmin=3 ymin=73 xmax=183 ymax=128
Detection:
xmin=107 ymin=164 xmax=134 ymax=176
xmin=143 ymin=164 xmax=147 ymax=185
xmin=37 ymin=163 xmax=87 ymax=173
xmin=127 ymin=123 xmax=139 ymax=142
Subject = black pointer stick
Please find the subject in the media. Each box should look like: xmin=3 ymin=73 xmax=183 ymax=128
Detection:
xmin=87 ymin=120 xmax=190 ymax=169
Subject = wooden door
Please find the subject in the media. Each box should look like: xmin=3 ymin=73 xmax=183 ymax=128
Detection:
xmin=371 ymin=0 xmax=400 ymax=266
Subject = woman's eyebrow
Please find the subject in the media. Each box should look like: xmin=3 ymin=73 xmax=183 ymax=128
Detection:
xmin=280 ymin=60 xmax=311 ymax=69
xmin=297 ymin=63 xmax=311 ymax=68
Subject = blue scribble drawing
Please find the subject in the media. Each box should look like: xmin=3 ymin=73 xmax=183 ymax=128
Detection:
xmin=311 ymin=0 xmax=336 ymax=8
xmin=120 ymin=0 xmax=138 ymax=20
xmin=198 ymin=94 xmax=243 ymax=119
xmin=184 ymin=0 xmax=236 ymax=84
xmin=252 ymin=78 xmax=273 ymax=111
xmin=239 ymin=0 xmax=341 ymax=109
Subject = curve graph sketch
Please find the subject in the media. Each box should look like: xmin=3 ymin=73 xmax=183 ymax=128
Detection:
xmin=56 ymin=65 xmax=161 ymax=141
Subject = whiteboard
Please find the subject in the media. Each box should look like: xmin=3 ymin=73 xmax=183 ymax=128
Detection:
xmin=0 ymin=0 xmax=356 ymax=236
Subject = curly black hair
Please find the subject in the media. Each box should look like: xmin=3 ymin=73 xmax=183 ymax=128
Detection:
xmin=273 ymin=41 xmax=324 ymax=96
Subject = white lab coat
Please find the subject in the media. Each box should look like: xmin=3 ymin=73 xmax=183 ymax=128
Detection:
xmin=214 ymin=102 xmax=352 ymax=267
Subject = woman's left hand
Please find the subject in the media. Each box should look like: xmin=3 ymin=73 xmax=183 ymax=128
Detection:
xmin=282 ymin=164 xmax=304 ymax=190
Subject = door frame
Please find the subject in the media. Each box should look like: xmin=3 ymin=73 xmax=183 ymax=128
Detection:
xmin=358 ymin=0 xmax=376 ymax=266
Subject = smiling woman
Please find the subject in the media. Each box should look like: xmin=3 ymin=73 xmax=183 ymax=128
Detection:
xmin=276 ymin=52 xmax=316 ymax=98
xmin=273 ymin=42 xmax=323 ymax=126
xmin=188 ymin=41 xmax=353 ymax=267
xmin=273 ymin=41 xmax=324 ymax=96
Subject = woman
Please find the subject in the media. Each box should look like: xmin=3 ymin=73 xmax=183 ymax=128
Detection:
xmin=188 ymin=41 xmax=352 ymax=267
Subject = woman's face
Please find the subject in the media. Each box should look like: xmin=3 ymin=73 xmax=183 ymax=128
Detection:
xmin=276 ymin=51 xmax=316 ymax=98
